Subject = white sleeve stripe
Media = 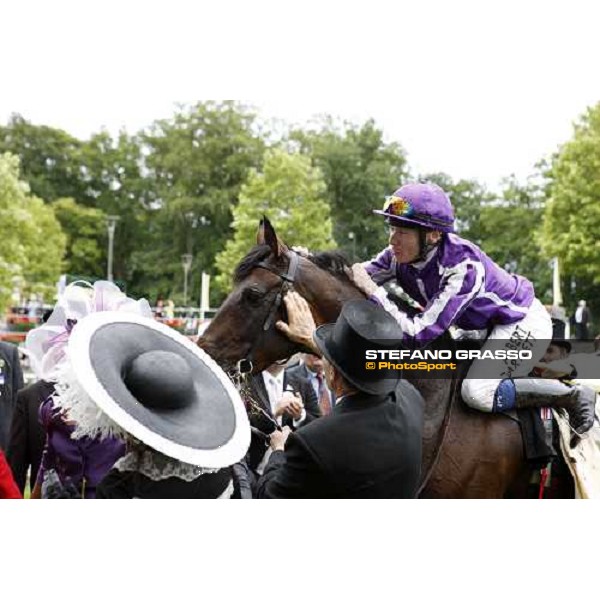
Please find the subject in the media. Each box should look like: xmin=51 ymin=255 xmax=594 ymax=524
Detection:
xmin=410 ymin=260 xmax=484 ymax=336
xmin=477 ymin=291 xmax=529 ymax=314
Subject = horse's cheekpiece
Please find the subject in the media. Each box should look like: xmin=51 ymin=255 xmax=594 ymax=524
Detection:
xmin=234 ymin=249 xmax=300 ymax=377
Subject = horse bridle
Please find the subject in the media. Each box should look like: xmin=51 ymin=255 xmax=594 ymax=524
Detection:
xmin=226 ymin=250 xmax=301 ymax=435
xmin=235 ymin=249 xmax=300 ymax=376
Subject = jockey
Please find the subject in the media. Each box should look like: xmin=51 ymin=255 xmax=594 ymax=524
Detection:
xmin=350 ymin=181 xmax=596 ymax=436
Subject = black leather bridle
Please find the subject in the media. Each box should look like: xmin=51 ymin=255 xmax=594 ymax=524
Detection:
xmin=235 ymin=250 xmax=300 ymax=376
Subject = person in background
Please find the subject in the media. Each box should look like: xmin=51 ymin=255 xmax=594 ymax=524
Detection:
xmin=246 ymin=361 xmax=320 ymax=478
xmin=573 ymin=300 xmax=590 ymax=341
xmin=5 ymin=380 xmax=52 ymax=495
xmin=0 ymin=449 xmax=21 ymax=499
xmin=0 ymin=340 xmax=24 ymax=452
xmin=286 ymin=353 xmax=335 ymax=416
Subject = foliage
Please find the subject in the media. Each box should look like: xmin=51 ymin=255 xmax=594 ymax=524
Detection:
xmin=0 ymin=114 xmax=85 ymax=202
xmin=215 ymin=149 xmax=334 ymax=293
xmin=291 ymin=118 xmax=408 ymax=261
xmin=0 ymin=153 xmax=66 ymax=310
xmin=542 ymin=103 xmax=600 ymax=281
xmin=541 ymin=102 xmax=600 ymax=324
xmin=480 ymin=176 xmax=551 ymax=302
xmin=138 ymin=101 xmax=266 ymax=304
xmin=418 ymin=172 xmax=493 ymax=245
xmin=78 ymin=131 xmax=155 ymax=287
xmin=51 ymin=197 xmax=106 ymax=279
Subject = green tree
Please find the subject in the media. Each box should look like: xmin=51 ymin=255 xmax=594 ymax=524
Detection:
xmin=0 ymin=114 xmax=86 ymax=202
xmin=542 ymin=103 xmax=600 ymax=281
xmin=418 ymin=172 xmax=492 ymax=244
xmin=139 ymin=101 xmax=266 ymax=303
xmin=291 ymin=118 xmax=408 ymax=261
xmin=215 ymin=149 xmax=334 ymax=293
xmin=0 ymin=153 xmax=66 ymax=310
xmin=541 ymin=102 xmax=600 ymax=326
xmin=78 ymin=131 xmax=153 ymax=289
xmin=51 ymin=197 xmax=106 ymax=278
xmin=480 ymin=176 xmax=551 ymax=302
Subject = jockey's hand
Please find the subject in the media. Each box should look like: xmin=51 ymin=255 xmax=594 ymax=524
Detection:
xmin=276 ymin=292 xmax=320 ymax=355
xmin=346 ymin=263 xmax=378 ymax=297
xmin=291 ymin=245 xmax=311 ymax=257
xmin=270 ymin=426 xmax=292 ymax=451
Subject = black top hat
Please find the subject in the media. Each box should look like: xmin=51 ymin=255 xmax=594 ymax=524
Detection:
xmin=313 ymin=300 xmax=402 ymax=395
xmin=59 ymin=312 xmax=250 ymax=468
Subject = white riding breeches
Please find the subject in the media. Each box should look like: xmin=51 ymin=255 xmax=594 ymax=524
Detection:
xmin=461 ymin=298 xmax=552 ymax=412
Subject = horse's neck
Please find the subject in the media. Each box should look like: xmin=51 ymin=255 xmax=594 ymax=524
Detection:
xmin=295 ymin=261 xmax=364 ymax=325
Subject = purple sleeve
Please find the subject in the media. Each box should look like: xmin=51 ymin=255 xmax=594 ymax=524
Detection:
xmin=372 ymin=259 xmax=485 ymax=348
xmin=362 ymin=247 xmax=396 ymax=285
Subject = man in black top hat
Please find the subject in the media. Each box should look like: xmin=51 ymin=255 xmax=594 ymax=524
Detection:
xmin=255 ymin=292 xmax=424 ymax=499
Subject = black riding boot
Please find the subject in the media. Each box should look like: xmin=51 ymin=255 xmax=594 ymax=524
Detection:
xmin=513 ymin=378 xmax=596 ymax=435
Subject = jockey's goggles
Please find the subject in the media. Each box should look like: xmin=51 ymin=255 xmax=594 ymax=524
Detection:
xmin=383 ymin=195 xmax=414 ymax=218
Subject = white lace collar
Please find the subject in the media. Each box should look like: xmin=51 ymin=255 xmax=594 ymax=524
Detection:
xmin=114 ymin=444 xmax=221 ymax=482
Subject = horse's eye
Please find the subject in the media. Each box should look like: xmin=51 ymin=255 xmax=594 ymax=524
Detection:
xmin=242 ymin=287 xmax=263 ymax=305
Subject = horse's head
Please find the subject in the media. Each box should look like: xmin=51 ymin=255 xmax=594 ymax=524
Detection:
xmin=198 ymin=217 xmax=364 ymax=374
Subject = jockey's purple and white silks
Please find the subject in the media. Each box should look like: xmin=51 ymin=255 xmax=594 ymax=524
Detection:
xmin=363 ymin=232 xmax=552 ymax=411
xmin=364 ymin=232 xmax=535 ymax=348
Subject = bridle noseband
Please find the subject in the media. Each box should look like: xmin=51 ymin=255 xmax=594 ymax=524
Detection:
xmin=235 ymin=250 xmax=300 ymax=376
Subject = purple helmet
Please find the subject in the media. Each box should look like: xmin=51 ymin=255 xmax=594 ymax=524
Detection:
xmin=373 ymin=182 xmax=455 ymax=233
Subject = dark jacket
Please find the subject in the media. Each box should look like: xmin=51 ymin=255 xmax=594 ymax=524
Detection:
xmin=247 ymin=371 xmax=320 ymax=472
xmin=0 ymin=342 xmax=24 ymax=451
xmin=5 ymin=380 xmax=52 ymax=493
xmin=285 ymin=362 xmax=336 ymax=413
xmin=256 ymin=382 xmax=424 ymax=499
xmin=96 ymin=465 xmax=248 ymax=499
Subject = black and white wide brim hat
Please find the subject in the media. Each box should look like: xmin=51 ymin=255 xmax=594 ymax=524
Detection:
xmin=53 ymin=311 xmax=250 ymax=469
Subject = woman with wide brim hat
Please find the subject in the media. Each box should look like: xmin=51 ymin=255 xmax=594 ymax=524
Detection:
xmin=52 ymin=310 xmax=251 ymax=499
xmin=27 ymin=281 xmax=141 ymax=499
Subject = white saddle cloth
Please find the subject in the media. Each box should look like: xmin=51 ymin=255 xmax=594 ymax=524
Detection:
xmin=553 ymin=385 xmax=600 ymax=499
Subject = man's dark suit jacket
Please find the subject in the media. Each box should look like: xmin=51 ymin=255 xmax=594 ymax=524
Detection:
xmin=256 ymin=381 xmax=424 ymax=499
xmin=285 ymin=362 xmax=336 ymax=414
xmin=247 ymin=371 xmax=320 ymax=472
xmin=0 ymin=342 xmax=24 ymax=451
xmin=5 ymin=380 xmax=53 ymax=493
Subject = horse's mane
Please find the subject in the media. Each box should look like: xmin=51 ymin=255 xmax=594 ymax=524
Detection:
xmin=234 ymin=245 xmax=272 ymax=283
xmin=233 ymin=244 xmax=352 ymax=284
xmin=308 ymin=250 xmax=352 ymax=281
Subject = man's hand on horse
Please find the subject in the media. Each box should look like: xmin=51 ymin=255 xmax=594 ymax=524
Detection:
xmin=346 ymin=263 xmax=378 ymax=296
xmin=276 ymin=291 xmax=321 ymax=355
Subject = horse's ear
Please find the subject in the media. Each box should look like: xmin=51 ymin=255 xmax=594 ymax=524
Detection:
xmin=262 ymin=216 xmax=287 ymax=258
xmin=256 ymin=218 xmax=266 ymax=245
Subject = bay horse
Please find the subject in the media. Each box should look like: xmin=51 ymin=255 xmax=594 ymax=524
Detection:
xmin=198 ymin=218 xmax=573 ymax=498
